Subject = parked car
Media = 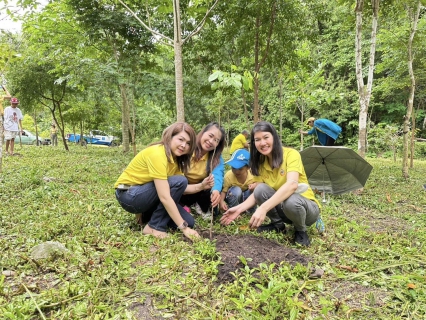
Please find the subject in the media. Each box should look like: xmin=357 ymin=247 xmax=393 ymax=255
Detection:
xmin=88 ymin=130 xmax=119 ymax=146
xmin=66 ymin=130 xmax=119 ymax=146
xmin=12 ymin=130 xmax=46 ymax=145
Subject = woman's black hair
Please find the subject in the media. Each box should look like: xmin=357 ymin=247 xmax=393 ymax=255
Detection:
xmin=195 ymin=122 xmax=226 ymax=173
xmin=249 ymin=121 xmax=283 ymax=176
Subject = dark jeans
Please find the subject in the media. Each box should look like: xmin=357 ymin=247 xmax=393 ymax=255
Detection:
xmin=115 ymin=175 xmax=194 ymax=232
xmin=180 ymin=189 xmax=212 ymax=212
xmin=325 ymin=136 xmax=335 ymax=146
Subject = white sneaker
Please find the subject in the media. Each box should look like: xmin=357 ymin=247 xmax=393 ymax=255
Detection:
xmin=193 ymin=203 xmax=205 ymax=216
xmin=295 ymin=183 xmax=309 ymax=194
xmin=201 ymin=212 xmax=212 ymax=221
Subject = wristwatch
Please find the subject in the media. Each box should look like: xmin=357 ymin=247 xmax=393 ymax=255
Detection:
xmin=178 ymin=221 xmax=188 ymax=230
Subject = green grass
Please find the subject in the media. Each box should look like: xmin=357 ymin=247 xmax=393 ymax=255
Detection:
xmin=1 ymin=145 xmax=426 ymax=319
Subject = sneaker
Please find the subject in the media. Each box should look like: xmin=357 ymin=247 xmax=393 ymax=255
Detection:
xmin=257 ymin=223 xmax=286 ymax=234
xmin=201 ymin=212 xmax=212 ymax=221
xmin=182 ymin=206 xmax=191 ymax=213
xmin=294 ymin=231 xmax=311 ymax=246
xmin=316 ymin=217 xmax=325 ymax=234
xmin=193 ymin=203 xmax=205 ymax=216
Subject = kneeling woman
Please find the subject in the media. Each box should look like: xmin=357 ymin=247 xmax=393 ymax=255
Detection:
xmin=220 ymin=121 xmax=320 ymax=246
xmin=115 ymin=122 xmax=208 ymax=239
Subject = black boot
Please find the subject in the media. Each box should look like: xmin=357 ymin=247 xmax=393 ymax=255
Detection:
xmin=294 ymin=231 xmax=311 ymax=246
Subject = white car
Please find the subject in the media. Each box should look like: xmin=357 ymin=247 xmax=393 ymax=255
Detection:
xmin=88 ymin=130 xmax=119 ymax=146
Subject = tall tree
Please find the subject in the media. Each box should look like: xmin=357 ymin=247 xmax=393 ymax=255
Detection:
xmin=402 ymin=0 xmax=421 ymax=178
xmin=117 ymin=0 xmax=219 ymax=122
xmin=355 ymin=0 xmax=380 ymax=158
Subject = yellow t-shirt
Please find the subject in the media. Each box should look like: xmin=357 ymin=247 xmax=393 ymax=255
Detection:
xmin=256 ymin=147 xmax=321 ymax=208
xmin=185 ymin=152 xmax=208 ymax=184
xmin=222 ymin=169 xmax=260 ymax=193
xmin=114 ymin=145 xmax=182 ymax=188
xmin=50 ymin=127 xmax=58 ymax=134
xmin=229 ymin=134 xmax=247 ymax=154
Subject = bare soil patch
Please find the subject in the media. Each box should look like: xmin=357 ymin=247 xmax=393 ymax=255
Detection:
xmin=199 ymin=231 xmax=309 ymax=283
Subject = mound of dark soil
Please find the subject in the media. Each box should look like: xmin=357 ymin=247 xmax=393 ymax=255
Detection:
xmin=200 ymin=231 xmax=309 ymax=282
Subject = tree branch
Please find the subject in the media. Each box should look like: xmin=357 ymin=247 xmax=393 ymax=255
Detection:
xmin=116 ymin=0 xmax=173 ymax=46
xmin=182 ymin=0 xmax=220 ymax=44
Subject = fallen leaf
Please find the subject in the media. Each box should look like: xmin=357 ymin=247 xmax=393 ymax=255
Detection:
xmin=407 ymin=283 xmax=416 ymax=289
xmin=336 ymin=265 xmax=359 ymax=273
xmin=239 ymin=225 xmax=250 ymax=231
xmin=386 ymin=194 xmax=392 ymax=203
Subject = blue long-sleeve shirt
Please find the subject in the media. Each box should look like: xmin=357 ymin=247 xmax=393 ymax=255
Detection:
xmin=307 ymin=119 xmax=342 ymax=145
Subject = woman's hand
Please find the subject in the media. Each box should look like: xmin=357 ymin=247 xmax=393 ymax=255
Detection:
xmin=219 ymin=201 xmax=228 ymax=212
xmin=248 ymin=182 xmax=258 ymax=191
xmin=210 ymin=190 xmax=221 ymax=207
xmin=182 ymin=227 xmax=200 ymax=240
xmin=203 ymin=174 xmax=214 ymax=189
xmin=220 ymin=206 xmax=242 ymax=226
xmin=249 ymin=207 xmax=268 ymax=229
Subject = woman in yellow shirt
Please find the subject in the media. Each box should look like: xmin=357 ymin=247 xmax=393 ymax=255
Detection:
xmin=221 ymin=121 xmax=320 ymax=246
xmin=180 ymin=122 xmax=226 ymax=219
xmin=115 ymin=122 xmax=211 ymax=239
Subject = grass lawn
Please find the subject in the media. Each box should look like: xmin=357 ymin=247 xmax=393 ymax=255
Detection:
xmin=1 ymin=144 xmax=425 ymax=319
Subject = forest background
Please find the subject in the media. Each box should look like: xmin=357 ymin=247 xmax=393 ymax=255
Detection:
xmin=1 ymin=0 xmax=426 ymax=165
xmin=2 ymin=1 xmax=426 ymax=318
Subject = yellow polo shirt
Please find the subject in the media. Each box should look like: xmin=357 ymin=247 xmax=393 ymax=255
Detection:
xmin=222 ymin=169 xmax=260 ymax=193
xmin=257 ymin=147 xmax=320 ymax=208
xmin=230 ymin=134 xmax=247 ymax=154
xmin=114 ymin=145 xmax=182 ymax=188
xmin=185 ymin=153 xmax=208 ymax=184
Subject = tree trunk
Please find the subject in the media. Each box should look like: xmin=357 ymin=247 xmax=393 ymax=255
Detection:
xmin=119 ymin=83 xmax=131 ymax=153
xmin=173 ymin=0 xmax=185 ymax=122
xmin=0 ymin=115 xmax=3 ymax=172
xmin=402 ymin=1 xmax=420 ymax=179
xmin=253 ymin=15 xmax=260 ymax=123
xmin=252 ymin=1 xmax=276 ymax=123
xmin=355 ymin=0 xmax=379 ymax=158
xmin=279 ymin=76 xmax=283 ymax=142
xmin=242 ymin=88 xmax=249 ymax=130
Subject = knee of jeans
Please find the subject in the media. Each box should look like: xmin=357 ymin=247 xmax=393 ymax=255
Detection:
xmin=253 ymin=183 xmax=270 ymax=202
xmin=170 ymin=175 xmax=188 ymax=188
xmin=281 ymin=194 xmax=304 ymax=212
xmin=228 ymin=186 xmax=242 ymax=198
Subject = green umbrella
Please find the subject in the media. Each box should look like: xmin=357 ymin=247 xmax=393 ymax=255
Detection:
xmin=300 ymin=146 xmax=373 ymax=196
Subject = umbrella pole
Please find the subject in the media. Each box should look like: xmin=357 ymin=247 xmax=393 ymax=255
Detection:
xmin=322 ymin=170 xmax=327 ymax=203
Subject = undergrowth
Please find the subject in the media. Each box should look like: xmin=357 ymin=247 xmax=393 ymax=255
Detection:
xmin=0 ymin=145 xmax=425 ymax=319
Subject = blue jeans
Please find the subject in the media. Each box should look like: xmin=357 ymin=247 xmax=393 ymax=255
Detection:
xmin=254 ymin=183 xmax=320 ymax=232
xmin=115 ymin=175 xmax=194 ymax=232
xmin=225 ymin=186 xmax=252 ymax=211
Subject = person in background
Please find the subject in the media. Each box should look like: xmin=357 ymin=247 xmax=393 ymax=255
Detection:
xmin=115 ymin=122 xmax=208 ymax=239
xmin=180 ymin=122 xmax=225 ymax=220
xmin=50 ymin=124 xmax=58 ymax=146
xmin=219 ymin=149 xmax=259 ymax=214
xmin=221 ymin=121 xmax=321 ymax=246
xmin=299 ymin=117 xmax=341 ymax=146
xmin=229 ymin=129 xmax=249 ymax=155
xmin=3 ymin=97 xmax=23 ymax=156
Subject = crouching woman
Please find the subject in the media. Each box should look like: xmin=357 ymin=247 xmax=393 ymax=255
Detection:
xmin=220 ymin=121 xmax=321 ymax=246
xmin=115 ymin=122 xmax=204 ymax=239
